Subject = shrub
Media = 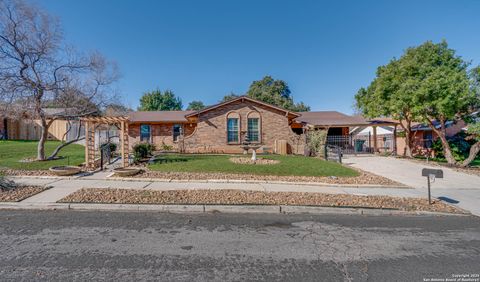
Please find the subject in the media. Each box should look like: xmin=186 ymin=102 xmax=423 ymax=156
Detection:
xmin=432 ymin=133 xmax=471 ymax=161
xmin=101 ymin=142 xmax=117 ymax=153
xmin=0 ymin=175 xmax=16 ymax=192
xmin=161 ymin=143 xmax=173 ymax=151
xmin=307 ymin=130 xmax=328 ymax=157
xmin=133 ymin=143 xmax=156 ymax=162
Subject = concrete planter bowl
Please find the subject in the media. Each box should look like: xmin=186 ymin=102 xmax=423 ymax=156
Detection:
xmin=49 ymin=166 xmax=82 ymax=176
xmin=113 ymin=167 xmax=141 ymax=177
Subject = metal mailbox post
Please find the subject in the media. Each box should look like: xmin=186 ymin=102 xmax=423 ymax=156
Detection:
xmin=421 ymin=168 xmax=443 ymax=204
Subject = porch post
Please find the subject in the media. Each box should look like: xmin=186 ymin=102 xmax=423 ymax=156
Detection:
xmin=84 ymin=120 xmax=89 ymax=167
xmin=373 ymin=125 xmax=378 ymax=153
xmin=393 ymin=125 xmax=397 ymax=156
xmin=120 ymin=121 xmax=125 ymax=168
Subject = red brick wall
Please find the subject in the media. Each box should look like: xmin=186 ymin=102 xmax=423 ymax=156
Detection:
xmin=129 ymin=123 xmax=197 ymax=150
xmin=181 ymin=99 xmax=305 ymax=154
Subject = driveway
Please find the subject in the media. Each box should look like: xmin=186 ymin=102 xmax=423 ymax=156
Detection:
xmin=345 ymin=155 xmax=480 ymax=215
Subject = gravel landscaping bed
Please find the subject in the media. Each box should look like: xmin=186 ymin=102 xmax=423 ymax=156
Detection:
xmin=59 ymin=188 xmax=463 ymax=213
xmin=0 ymin=186 xmax=48 ymax=202
xmin=127 ymin=168 xmax=402 ymax=186
xmin=229 ymin=157 xmax=280 ymax=165
xmin=0 ymin=168 xmax=56 ymax=177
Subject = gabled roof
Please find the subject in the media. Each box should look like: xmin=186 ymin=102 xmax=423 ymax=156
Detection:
xmin=295 ymin=111 xmax=371 ymax=127
xmin=129 ymin=111 xmax=195 ymax=123
xmin=185 ymin=96 xmax=301 ymax=118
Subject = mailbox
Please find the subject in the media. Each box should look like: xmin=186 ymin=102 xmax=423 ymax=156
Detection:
xmin=422 ymin=168 xmax=443 ymax=178
xmin=422 ymin=168 xmax=443 ymax=205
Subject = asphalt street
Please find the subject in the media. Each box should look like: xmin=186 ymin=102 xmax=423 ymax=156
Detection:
xmin=0 ymin=210 xmax=479 ymax=281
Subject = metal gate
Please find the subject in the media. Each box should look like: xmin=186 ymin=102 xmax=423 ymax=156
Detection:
xmin=327 ymin=134 xmax=394 ymax=155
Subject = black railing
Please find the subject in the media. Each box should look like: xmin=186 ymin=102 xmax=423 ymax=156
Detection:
xmin=325 ymin=145 xmax=342 ymax=163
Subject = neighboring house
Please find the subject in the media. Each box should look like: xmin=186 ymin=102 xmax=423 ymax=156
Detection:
xmin=126 ymin=96 xmax=372 ymax=155
xmin=410 ymin=119 xmax=467 ymax=157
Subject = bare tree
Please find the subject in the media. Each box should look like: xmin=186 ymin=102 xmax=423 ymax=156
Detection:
xmin=0 ymin=0 xmax=118 ymax=160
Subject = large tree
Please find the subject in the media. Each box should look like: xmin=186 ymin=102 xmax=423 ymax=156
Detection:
xmin=186 ymin=100 xmax=205 ymax=111
xmin=0 ymin=0 xmax=118 ymax=161
xmin=138 ymin=89 xmax=182 ymax=111
xmin=219 ymin=92 xmax=240 ymax=103
xmin=246 ymin=76 xmax=310 ymax=112
xmin=355 ymin=58 xmax=417 ymax=157
xmin=460 ymin=67 xmax=480 ymax=167
xmin=405 ymin=41 xmax=477 ymax=165
xmin=356 ymin=41 xmax=478 ymax=163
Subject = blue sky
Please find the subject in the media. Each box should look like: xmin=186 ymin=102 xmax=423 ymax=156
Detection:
xmin=35 ymin=0 xmax=480 ymax=114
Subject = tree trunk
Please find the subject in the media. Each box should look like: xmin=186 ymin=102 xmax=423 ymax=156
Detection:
xmin=427 ymin=118 xmax=456 ymax=165
xmin=399 ymin=119 xmax=413 ymax=158
xmin=461 ymin=141 xmax=480 ymax=167
xmin=47 ymin=121 xmax=84 ymax=160
xmin=47 ymin=137 xmax=85 ymax=160
xmin=37 ymin=118 xmax=48 ymax=161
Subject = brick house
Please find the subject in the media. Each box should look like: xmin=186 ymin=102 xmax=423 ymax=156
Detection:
xmin=126 ymin=96 xmax=369 ymax=155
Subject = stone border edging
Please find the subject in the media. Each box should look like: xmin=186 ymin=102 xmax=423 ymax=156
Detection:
xmin=6 ymin=175 xmax=410 ymax=189
xmin=106 ymin=176 xmax=410 ymax=189
xmin=0 ymin=202 xmax=467 ymax=217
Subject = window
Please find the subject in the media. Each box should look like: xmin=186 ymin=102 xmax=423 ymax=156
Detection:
xmin=140 ymin=124 xmax=151 ymax=142
xmin=173 ymin=124 xmax=182 ymax=141
xmin=423 ymin=131 xmax=433 ymax=148
xmin=227 ymin=118 xmax=239 ymax=143
xmin=247 ymin=118 xmax=259 ymax=142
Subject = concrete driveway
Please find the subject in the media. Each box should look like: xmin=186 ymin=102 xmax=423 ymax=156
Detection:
xmin=344 ymin=155 xmax=480 ymax=215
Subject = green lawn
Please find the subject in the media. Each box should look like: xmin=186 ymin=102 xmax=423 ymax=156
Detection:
xmin=148 ymin=154 xmax=358 ymax=177
xmin=0 ymin=140 xmax=85 ymax=170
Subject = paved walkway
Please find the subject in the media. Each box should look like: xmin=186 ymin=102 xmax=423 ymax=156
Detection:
xmin=344 ymin=155 xmax=480 ymax=216
xmin=5 ymin=155 xmax=480 ymax=216
xmin=12 ymin=177 xmax=421 ymax=204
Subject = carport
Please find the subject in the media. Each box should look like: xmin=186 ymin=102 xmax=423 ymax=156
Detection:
xmin=295 ymin=112 xmax=400 ymax=154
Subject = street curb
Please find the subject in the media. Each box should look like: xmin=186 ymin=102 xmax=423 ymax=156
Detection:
xmin=0 ymin=202 xmax=468 ymax=216
xmin=6 ymin=175 xmax=410 ymax=189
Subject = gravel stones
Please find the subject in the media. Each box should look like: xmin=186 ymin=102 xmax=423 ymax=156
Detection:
xmin=59 ymin=188 xmax=464 ymax=214
xmin=0 ymin=186 xmax=47 ymax=202
xmin=135 ymin=168 xmax=401 ymax=186
xmin=229 ymin=157 xmax=280 ymax=165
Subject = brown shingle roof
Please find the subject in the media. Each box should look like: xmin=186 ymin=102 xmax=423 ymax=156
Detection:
xmin=185 ymin=96 xmax=300 ymax=118
xmin=295 ymin=111 xmax=371 ymax=126
xmin=128 ymin=111 xmax=195 ymax=123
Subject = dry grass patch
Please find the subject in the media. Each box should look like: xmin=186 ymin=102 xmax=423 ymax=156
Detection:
xmin=59 ymin=188 xmax=464 ymax=214
xmin=0 ymin=186 xmax=48 ymax=202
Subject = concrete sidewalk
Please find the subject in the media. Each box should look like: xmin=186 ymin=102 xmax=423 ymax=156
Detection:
xmin=5 ymin=170 xmax=478 ymax=216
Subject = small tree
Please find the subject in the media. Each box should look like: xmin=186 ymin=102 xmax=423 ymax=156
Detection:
xmin=186 ymin=100 xmax=205 ymax=110
xmin=0 ymin=0 xmax=118 ymax=161
xmin=355 ymin=58 xmax=418 ymax=158
xmin=138 ymin=89 xmax=182 ymax=111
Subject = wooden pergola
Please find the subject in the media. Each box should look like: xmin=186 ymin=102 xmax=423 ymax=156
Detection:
xmin=81 ymin=116 xmax=130 ymax=169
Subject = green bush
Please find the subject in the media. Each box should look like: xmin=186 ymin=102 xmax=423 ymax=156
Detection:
xmin=432 ymin=133 xmax=471 ymax=161
xmin=133 ymin=143 xmax=156 ymax=162
xmin=161 ymin=143 xmax=173 ymax=151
